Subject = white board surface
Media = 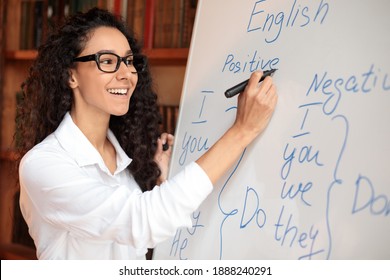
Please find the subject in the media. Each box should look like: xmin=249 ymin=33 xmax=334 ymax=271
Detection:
xmin=153 ymin=0 xmax=390 ymax=260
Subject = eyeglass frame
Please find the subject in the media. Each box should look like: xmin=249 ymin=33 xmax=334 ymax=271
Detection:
xmin=73 ymin=52 xmax=147 ymax=74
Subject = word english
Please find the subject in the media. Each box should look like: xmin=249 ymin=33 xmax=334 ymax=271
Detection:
xmin=247 ymin=0 xmax=330 ymax=43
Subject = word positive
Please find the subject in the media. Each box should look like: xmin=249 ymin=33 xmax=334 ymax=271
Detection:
xmin=222 ymin=50 xmax=280 ymax=74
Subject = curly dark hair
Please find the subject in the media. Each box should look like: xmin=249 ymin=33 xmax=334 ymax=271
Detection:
xmin=16 ymin=8 xmax=162 ymax=192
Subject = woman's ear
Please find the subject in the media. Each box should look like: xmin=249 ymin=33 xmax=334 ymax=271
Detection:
xmin=68 ymin=70 xmax=78 ymax=89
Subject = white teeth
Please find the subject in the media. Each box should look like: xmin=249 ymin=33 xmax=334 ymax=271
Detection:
xmin=107 ymin=88 xmax=127 ymax=95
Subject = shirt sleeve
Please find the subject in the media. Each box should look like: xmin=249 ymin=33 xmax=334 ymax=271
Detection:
xmin=19 ymin=148 xmax=213 ymax=249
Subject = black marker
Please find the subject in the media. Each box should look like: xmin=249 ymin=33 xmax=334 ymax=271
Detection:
xmin=162 ymin=143 xmax=169 ymax=151
xmin=224 ymin=69 xmax=277 ymax=98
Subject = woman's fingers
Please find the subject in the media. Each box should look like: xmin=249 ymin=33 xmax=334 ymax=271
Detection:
xmin=160 ymin=133 xmax=174 ymax=151
xmin=235 ymin=71 xmax=278 ymax=137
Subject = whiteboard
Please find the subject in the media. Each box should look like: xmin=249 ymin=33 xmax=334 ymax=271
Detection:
xmin=154 ymin=0 xmax=390 ymax=260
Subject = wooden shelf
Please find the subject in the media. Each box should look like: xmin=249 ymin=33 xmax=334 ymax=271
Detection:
xmin=144 ymin=48 xmax=188 ymax=65
xmin=4 ymin=50 xmax=38 ymax=60
xmin=5 ymin=48 xmax=189 ymax=65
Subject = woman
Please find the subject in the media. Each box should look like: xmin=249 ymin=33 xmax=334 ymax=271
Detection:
xmin=16 ymin=8 xmax=277 ymax=259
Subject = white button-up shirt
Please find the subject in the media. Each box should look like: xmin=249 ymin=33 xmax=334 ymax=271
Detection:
xmin=19 ymin=113 xmax=213 ymax=259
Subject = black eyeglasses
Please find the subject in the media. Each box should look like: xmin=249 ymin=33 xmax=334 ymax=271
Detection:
xmin=73 ymin=52 xmax=147 ymax=74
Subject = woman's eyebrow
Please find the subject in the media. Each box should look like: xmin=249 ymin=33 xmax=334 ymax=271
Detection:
xmin=97 ymin=49 xmax=116 ymax=53
xmin=96 ymin=50 xmax=133 ymax=55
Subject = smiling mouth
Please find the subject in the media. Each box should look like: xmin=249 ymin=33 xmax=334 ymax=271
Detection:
xmin=107 ymin=88 xmax=128 ymax=95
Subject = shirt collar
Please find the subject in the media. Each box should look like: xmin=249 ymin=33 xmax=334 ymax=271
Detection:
xmin=54 ymin=112 xmax=132 ymax=175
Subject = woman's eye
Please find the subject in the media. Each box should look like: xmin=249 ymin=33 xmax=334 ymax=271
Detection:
xmin=100 ymin=59 xmax=114 ymax=65
xmin=126 ymin=58 xmax=134 ymax=66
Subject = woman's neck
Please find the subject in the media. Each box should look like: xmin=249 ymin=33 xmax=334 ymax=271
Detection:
xmin=70 ymin=110 xmax=117 ymax=174
xmin=70 ymin=110 xmax=110 ymax=151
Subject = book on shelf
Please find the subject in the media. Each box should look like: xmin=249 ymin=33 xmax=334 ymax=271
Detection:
xmin=159 ymin=105 xmax=180 ymax=135
xmin=18 ymin=0 xmax=196 ymax=51
xmin=181 ymin=0 xmax=197 ymax=48
xmin=153 ymin=0 xmax=197 ymax=48
xmin=68 ymin=0 xmax=128 ymax=19
xmin=20 ymin=0 xmax=45 ymax=50
xmin=126 ymin=0 xmax=146 ymax=42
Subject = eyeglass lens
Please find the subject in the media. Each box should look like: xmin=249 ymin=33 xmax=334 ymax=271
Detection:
xmin=97 ymin=53 xmax=145 ymax=73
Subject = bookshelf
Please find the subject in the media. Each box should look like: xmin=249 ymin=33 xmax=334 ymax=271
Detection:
xmin=0 ymin=0 xmax=196 ymax=259
xmin=4 ymin=48 xmax=189 ymax=65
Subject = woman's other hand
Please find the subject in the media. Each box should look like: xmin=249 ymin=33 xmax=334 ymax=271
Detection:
xmin=154 ymin=133 xmax=175 ymax=185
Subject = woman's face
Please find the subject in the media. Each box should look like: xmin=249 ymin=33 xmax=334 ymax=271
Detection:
xmin=69 ymin=26 xmax=138 ymax=118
